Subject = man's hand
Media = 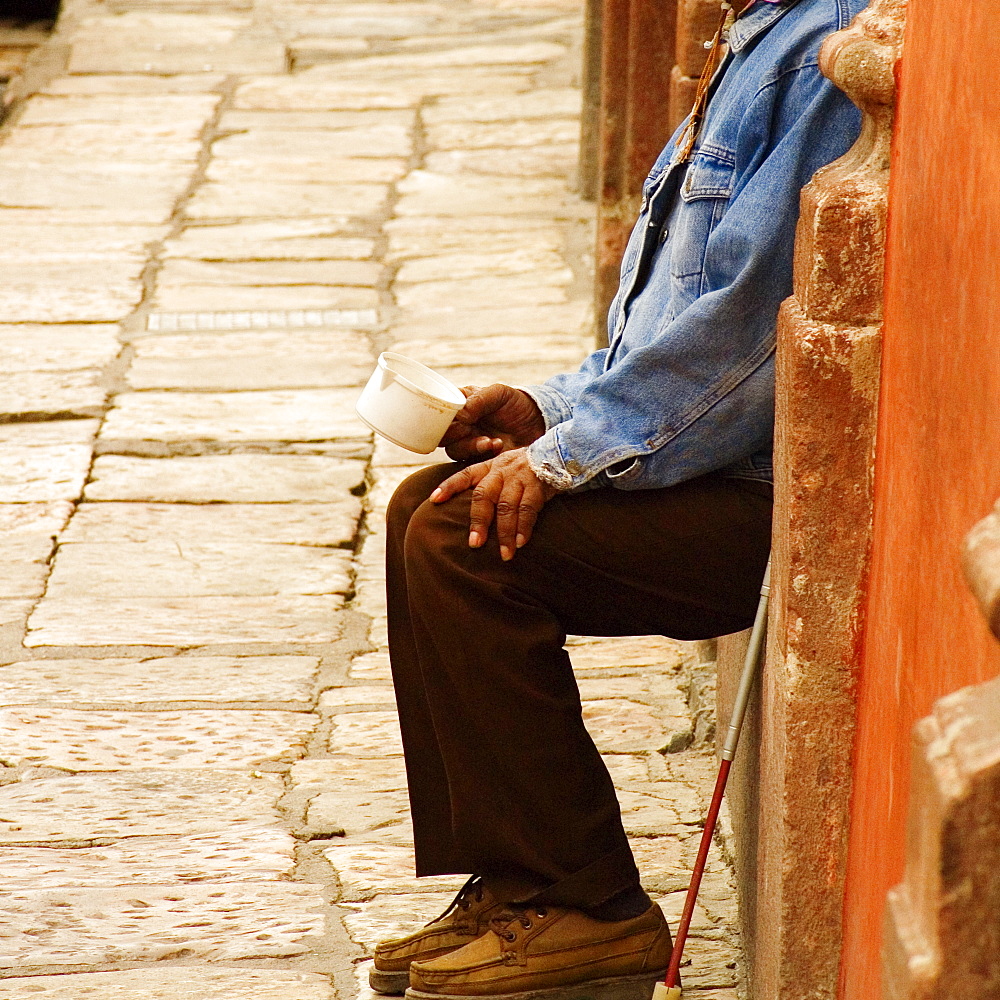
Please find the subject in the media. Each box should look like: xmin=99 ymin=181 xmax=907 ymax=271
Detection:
xmin=431 ymin=448 xmax=557 ymax=560
xmin=440 ymin=384 xmax=546 ymax=461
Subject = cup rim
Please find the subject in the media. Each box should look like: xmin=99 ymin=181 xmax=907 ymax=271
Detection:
xmin=378 ymin=351 xmax=465 ymax=408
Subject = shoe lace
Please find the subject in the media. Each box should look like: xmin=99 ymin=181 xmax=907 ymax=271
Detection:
xmin=488 ymin=904 xmax=548 ymax=943
xmin=427 ymin=875 xmax=485 ymax=925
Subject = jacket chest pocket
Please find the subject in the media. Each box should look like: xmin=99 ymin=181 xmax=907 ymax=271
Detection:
xmin=668 ymin=153 xmax=736 ymax=294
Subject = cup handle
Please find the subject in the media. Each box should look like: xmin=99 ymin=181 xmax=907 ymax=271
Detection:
xmin=378 ymin=366 xmax=395 ymax=392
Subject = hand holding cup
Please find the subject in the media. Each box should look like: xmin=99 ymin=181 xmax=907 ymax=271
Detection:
xmin=441 ymin=383 xmax=546 ymax=461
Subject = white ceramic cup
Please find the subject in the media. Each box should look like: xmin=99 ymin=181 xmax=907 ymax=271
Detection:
xmin=356 ymin=352 xmax=467 ymax=454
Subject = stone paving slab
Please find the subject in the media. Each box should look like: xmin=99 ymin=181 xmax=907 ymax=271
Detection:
xmin=0 ymin=770 xmax=285 ymax=843
xmin=565 ymin=635 xmax=686 ymax=672
xmin=282 ymin=12 xmax=443 ymax=38
xmin=63 ymin=502 xmax=360 ymax=547
xmin=86 ymin=454 xmax=366 ymax=504
xmin=0 ymin=501 xmax=73 ymax=538
xmin=395 ymin=275 xmax=568 ymax=313
xmin=323 ymin=843 xmax=464 ymax=901
xmin=306 ymin=786 xmax=411 ymax=842
xmin=318 ymin=686 xmax=396 ymax=709
xmin=0 ymin=656 xmax=320 ymax=708
xmin=0 ymin=707 xmax=315 ymax=771
xmin=394 ymin=172 xmax=585 ymax=219
xmin=45 ymin=541 xmax=353 ymax=597
xmin=348 ymin=651 xmax=392 ymax=681
xmin=423 ymin=88 xmax=581 ymax=124
xmin=242 ymin=69 xmax=533 ymax=109
xmin=0 ymin=324 xmax=120 ymax=371
xmin=340 ymin=892 xmax=453 ymax=954
xmin=161 ymin=221 xmax=376 ymax=262
xmin=0 ymin=558 xmax=47 ymax=599
xmin=68 ymin=39 xmax=288 ymax=75
xmin=0 ymin=882 xmax=328 ymax=968
xmin=151 ymin=283 xmax=379 ymax=314
xmin=0 ymin=445 xmax=92 ymax=502
xmin=0 ymin=829 xmax=296 ymax=889
xmin=0 ymin=227 xmax=164 ymax=262
xmin=25 ymin=596 xmax=345 ymax=647
xmin=290 ymin=757 xmax=408 ymax=795
xmin=0 ymin=169 xmax=186 ymax=214
xmin=395 ymin=247 xmax=569 ymax=284
xmin=219 ymin=108 xmax=414 ymax=130
xmin=0 ymin=370 xmax=106 ymax=420
xmin=159 ymin=259 xmax=382 ymax=289
xmin=18 ymin=94 xmax=222 ymax=126
xmin=0 ymin=600 xmax=33 ymax=632
xmin=2 ymin=124 xmax=206 ymax=162
xmin=212 ymin=126 xmax=412 ymax=160
xmin=321 ymin=42 xmax=565 ymax=73
xmin=128 ymin=355 xmax=373 ymax=391
xmin=424 ymin=144 xmax=579 ymax=177
xmin=207 ymin=154 xmax=407 ymax=185
xmin=0 ymin=281 xmax=144 ymax=324
xmin=426 ymin=118 xmax=579 ymax=151
xmin=43 ymin=74 xmax=228 ymax=95
xmin=328 ymin=711 xmax=404 ymax=757
xmin=582 ymin=699 xmax=676 ymax=754
xmin=184 ymin=181 xmax=389 ymax=222
xmin=388 ymin=302 xmax=592 ymax=341
xmin=384 ymin=214 xmax=559 ymax=251
xmin=99 ymin=389 xmax=369 ymax=444
xmin=391 ymin=332 xmax=584 ymax=367
xmin=0 ymin=968 xmax=335 ymax=1000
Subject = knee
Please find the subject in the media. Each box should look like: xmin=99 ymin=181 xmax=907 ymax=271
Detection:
xmin=386 ymin=464 xmax=457 ymax=542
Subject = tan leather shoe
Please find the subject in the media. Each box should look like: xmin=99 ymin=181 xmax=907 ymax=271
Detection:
xmin=405 ymin=902 xmax=672 ymax=1000
xmin=370 ymin=878 xmax=503 ymax=995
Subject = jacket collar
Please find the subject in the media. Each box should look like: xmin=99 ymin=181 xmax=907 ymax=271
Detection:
xmin=728 ymin=0 xmax=803 ymax=52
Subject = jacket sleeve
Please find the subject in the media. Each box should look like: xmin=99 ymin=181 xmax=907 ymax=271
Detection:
xmin=523 ymin=63 xmax=861 ymax=492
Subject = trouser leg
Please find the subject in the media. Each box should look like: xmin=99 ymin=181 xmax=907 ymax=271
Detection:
xmin=385 ymin=463 xmax=772 ymax=909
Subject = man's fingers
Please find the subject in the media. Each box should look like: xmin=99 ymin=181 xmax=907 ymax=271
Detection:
xmin=495 ymin=481 xmax=524 ymax=561
xmin=468 ymin=471 xmax=503 ymax=548
xmin=455 ymin=383 xmax=512 ymax=425
xmin=430 ymin=463 xmax=483 ymax=505
xmin=444 ymin=435 xmax=495 ymax=462
xmin=515 ymin=481 xmax=555 ymax=551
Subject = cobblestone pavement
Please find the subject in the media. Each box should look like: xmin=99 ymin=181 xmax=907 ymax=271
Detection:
xmin=0 ymin=0 xmax=741 ymax=996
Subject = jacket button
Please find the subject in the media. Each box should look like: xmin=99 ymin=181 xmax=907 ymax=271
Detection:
xmin=565 ymin=461 xmax=582 ymax=476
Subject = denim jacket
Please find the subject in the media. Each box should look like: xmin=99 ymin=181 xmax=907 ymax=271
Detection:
xmin=525 ymin=0 xmax=864 ymax=492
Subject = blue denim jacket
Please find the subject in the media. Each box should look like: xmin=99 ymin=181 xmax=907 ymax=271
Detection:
xmin=525 ymin=0 xmax=864 ymax=492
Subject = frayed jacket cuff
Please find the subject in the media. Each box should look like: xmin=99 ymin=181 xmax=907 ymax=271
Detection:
xmin=527 ymin=429 xmax=582 ymax=492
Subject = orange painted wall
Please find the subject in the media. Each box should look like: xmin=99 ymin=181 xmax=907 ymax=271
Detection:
xmin=837 ymin=0 xmax=1000 ymax=994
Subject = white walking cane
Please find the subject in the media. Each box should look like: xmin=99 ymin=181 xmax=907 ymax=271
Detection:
xmin=654 ymin=557 xmax=771 ymax=1000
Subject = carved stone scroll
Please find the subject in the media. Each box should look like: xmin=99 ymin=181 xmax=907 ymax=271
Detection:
xmin=882 ymin=673 xmax=1000 ymax=1000
xmin=962 ymin=500 xmax=1000 ymax=640
xmin=735 ymin=2 xmax=908 ymax=998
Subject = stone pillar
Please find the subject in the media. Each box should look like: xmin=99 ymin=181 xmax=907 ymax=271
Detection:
xmin=721 ymin=3 xmax=907 ymax=999
xmin=883 ymin=510 xmax=1000 ymax=999
xmin=578 ymin=0 xmax=603 ymax=201
xmin=594 ymin=0 xmax=677 ymax=344
xmin=668 ymin=0 xmax=720 ymax=131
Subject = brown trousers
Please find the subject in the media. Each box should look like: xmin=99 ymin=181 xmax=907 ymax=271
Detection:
xmin=386 ymin=463 xmax=772 ymax=909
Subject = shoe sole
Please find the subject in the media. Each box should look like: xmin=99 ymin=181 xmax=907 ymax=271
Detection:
xmin=370 ymin=968 xmax=413 ymax=995
xmin=405 ymin=968 xmax=668 ymax=1000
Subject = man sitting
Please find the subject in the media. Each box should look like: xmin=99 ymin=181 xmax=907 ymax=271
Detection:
xmin=372 ymin=1 xmax=865 ymax=997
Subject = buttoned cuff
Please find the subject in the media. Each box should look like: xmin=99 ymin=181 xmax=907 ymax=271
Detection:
xmin=520 ymin=384 xmax=575 ymax=431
